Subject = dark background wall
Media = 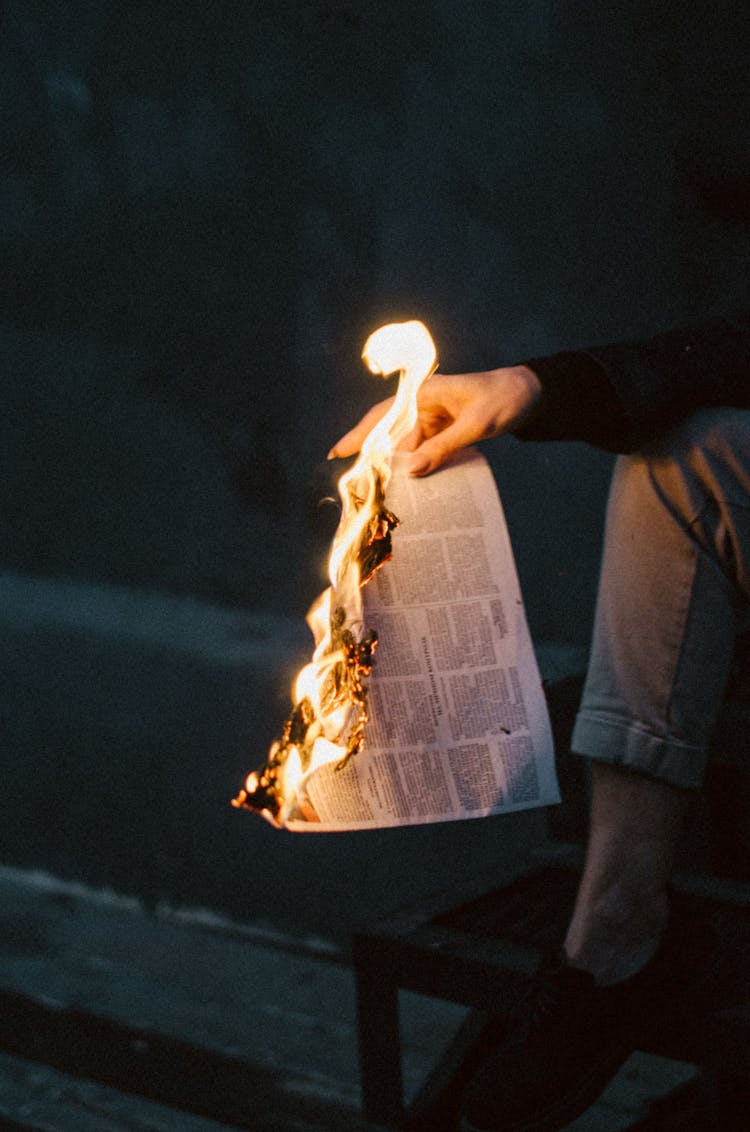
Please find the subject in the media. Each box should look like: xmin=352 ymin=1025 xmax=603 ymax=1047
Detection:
xmin=4 ymin=1 xmax=750 ymax=939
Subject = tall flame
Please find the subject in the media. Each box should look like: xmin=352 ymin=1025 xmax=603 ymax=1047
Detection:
xmin=233 ymin=320 xmax=437 ymax=826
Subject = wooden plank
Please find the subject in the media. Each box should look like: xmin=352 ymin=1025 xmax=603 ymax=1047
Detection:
xmin=0 ymin=870 xmax=356 ymax=1089
xmin=0 ymin=1049 xmax=237 ymax=1131
xmin=0 ymin=868 xmax=463 ymax=1127
xmin=0 ymin=985 xmax=372 ymax=1131
xmin=0 ymin=870 xmax=360 ymax=1084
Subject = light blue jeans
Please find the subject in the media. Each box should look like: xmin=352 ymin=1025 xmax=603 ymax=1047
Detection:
xmin=572 ymin=408 xmax=750 ymax=789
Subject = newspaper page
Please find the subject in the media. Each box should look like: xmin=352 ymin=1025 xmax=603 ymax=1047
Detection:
xmin=287 ymin=448 xmax=560 ymax=831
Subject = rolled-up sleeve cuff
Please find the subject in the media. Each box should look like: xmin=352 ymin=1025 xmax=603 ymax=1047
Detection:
xmin=571 ymin=712 xmax=708 ymax=790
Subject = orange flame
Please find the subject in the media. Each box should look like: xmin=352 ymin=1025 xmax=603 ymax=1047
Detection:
xmin=233 ymin=321 xmax=437 ymax=826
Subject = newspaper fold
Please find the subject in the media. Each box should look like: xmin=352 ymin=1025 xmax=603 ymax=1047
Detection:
xmin=286 ymin=448 xmax=560 ymax=831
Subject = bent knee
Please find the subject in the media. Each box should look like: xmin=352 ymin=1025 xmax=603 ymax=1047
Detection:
xmin=622 ymin=408 xmax=750 ymax=520
xmin=652 ymin=407 xmax=750 ymax=465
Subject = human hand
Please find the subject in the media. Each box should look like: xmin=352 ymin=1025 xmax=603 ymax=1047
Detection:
xmin=328 ymin=365 xmax=542 ymax=476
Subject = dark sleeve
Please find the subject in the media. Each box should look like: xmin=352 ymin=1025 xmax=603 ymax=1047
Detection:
xmin=515 ymin=310 xmax=750 ymax=452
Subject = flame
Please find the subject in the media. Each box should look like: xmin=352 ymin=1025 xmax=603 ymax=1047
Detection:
xmin=233 ymin=320 xmax=437 ymax=826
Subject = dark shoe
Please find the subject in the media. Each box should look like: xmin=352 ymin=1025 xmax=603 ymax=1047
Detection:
xmin=457 ymin=922 xmax=724 ymax=1132
xmin=457 ymin=954 xmax=635 ymax=1131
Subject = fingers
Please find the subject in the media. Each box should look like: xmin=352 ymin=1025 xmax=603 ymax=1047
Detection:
xmin=327 ymin=375 xmax=486 ymax=467
xmin=407 ymin=367 xmax=542 ymax=475
xmin=327 ymin=365 xmax=542 ymax=473
xmin=406 ymin=411 xmax=489 ymax=476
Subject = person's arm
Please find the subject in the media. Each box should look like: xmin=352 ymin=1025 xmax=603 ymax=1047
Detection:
xmin=330 ymin=311 xmax=750 ymax=473
xmin=519 ymin=310 xmax=750 ymax=451
xmin=329 ymin=364 xmax=543 ymax=476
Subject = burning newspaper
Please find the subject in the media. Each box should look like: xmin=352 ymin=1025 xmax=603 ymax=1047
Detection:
xmin=233 ymin=322 xmax=559 ymax=830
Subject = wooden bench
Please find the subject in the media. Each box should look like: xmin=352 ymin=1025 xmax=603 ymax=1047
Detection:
xmin=352 ymin=660 xmax=750 ymax=1130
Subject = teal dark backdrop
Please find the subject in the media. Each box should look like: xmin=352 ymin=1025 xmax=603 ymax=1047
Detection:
xmin=3 ymin=1 xmax=750 ymax=937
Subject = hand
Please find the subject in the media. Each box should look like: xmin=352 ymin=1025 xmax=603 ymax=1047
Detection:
xmin=328 ymin=365 xmax=542 ymax=476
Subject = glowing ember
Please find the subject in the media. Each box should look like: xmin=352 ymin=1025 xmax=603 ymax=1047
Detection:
xmin=232 ymin=320 xmax=437 ymax=826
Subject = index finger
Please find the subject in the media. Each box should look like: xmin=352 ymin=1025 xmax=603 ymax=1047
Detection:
xmin=327 ymin=396 xmax=395 ymax=459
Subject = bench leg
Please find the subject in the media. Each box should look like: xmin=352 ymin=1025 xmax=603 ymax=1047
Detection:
xmin=715 ymin=1072 xmax=750 ymax=1130
xmin=355 ymin=966 xmax=404 ymax=1129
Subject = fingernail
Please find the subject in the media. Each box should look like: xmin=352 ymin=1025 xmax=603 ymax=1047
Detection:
xmin=327 ymin=448 xmax=337 ymax=460
xmin=408 ymin=456 xmax=429 ymax=476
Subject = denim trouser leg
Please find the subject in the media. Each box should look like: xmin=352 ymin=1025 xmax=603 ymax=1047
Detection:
xmin=572 ymin=408 xmax=750 ymax=789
